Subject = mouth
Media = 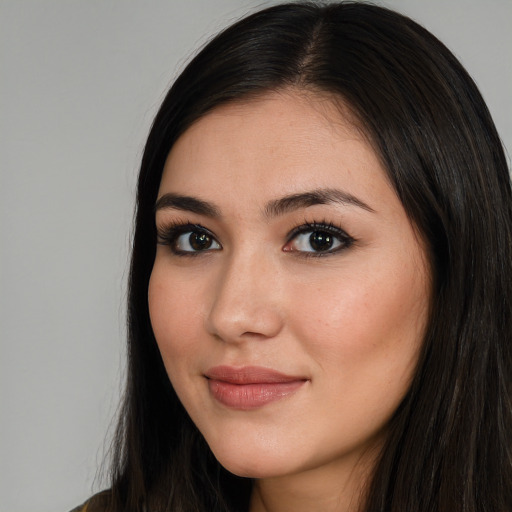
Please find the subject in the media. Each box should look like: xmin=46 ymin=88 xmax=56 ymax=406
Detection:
xmin=204 ymin=365 xmax=308 ymax=410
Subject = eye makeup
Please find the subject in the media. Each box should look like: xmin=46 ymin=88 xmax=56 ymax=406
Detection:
xmin=156 ymin=217 xmax=356 ymax=258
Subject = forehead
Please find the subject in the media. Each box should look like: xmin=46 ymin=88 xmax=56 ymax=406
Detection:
xmin=159 ymin=89 xmax=392 ymax=208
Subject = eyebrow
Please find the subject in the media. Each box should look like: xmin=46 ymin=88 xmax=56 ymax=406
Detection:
xmin=154 ymin=188 xmax=374 ymax=218
xmin=263 ymin=188 xmax=375 ymax=218
xmin=154 ymin=193 xmax=221 ymax=217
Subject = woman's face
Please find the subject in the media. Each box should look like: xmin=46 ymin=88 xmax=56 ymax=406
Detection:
xmin=148 ymin=90 xmax=430 ymax=482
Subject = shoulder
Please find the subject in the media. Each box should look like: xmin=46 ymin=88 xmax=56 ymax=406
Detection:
xmin=69 ymin=490 xmax=111 ymax=512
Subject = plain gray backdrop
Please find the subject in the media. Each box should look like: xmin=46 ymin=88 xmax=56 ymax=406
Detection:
xmin=1 ymin=1 xmax=510 ymax=511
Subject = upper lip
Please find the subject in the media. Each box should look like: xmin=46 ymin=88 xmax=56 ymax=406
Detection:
xmin=205 ymin=365 xmax=307 ymax=384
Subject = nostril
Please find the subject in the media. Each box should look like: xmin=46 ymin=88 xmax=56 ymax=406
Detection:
xmin=204 ymin=257 xmax=284 ymax=342
xmin=206 ymin=300 xmax=283 ymax=343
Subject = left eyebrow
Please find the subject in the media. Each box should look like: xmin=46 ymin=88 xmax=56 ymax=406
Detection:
xmin=263 ymin=188 xmax=375 ymax=218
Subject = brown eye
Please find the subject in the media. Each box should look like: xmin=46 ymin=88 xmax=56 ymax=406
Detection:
xmin=284 ymin=223 xmax=352 ymax=255
xmin=174 ymin=230 xmax=221 ymax=253
xmin=189 ymin=232 xmax=214 ymax=251
xmin=308 ymin=231 xmax=335 ymax=252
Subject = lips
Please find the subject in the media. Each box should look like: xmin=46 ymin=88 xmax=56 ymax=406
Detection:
xmin=205 ymin=365 xmax=308 ymax=410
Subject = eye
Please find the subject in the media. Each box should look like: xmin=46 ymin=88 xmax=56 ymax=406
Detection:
xmin=283 ymin=222 xmax=353 ymax=255
xmin=157 ymin=223 xmax=221 ymax=255
xmin=175 ymin=231 xmax=221 ymax=252
xmin=291 ymin=230 xmax=342 ymax=252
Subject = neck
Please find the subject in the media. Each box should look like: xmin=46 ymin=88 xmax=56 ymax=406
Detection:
xmin=249 ymin=449 xmax=377 ymax=512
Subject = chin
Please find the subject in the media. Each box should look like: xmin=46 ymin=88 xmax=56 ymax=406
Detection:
xmin=208 ymin=441 xmax=301 ymax=479
xmin=219 ymin=459 xmax=287 ymax=479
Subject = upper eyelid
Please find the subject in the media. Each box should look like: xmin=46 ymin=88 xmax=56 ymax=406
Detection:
xmin=156 ymin=220 xmax=349 ymax=235
xmin=285 ymin=222 xmax=356 ymax=253
xmin=156 ymin=221 xmax=214 ymax=234
xmin=287 ymin=221 xmax=351 ymax=239
xmin=156 ymin=222 xmax=219 ymax=242
xmin=157 ymin=223 xmax=222 ymax=255
xmin=156 ymin=220 xmax=354 ymax=247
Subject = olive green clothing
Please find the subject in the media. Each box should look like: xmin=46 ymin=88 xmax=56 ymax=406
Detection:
xmin=69 ymin=490 xmax=110 ymax=512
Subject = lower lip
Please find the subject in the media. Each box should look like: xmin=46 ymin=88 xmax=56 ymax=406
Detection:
xmin=207 ymin=379 xmax=306 ymax=410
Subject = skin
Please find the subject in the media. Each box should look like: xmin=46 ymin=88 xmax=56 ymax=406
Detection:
xmin=148 ymin=89 xmax=431 ymax=512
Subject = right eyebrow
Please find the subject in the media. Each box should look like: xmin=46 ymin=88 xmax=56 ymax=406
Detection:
xmin=154 ymin=193 xmax=221 ymax=218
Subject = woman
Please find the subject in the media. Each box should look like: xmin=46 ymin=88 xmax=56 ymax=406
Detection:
xmin=74 ymin=2 xmax=512 ymax=511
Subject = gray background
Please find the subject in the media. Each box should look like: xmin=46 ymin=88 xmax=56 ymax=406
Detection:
xmin=1 ymin=1 xmax=510 ymax=511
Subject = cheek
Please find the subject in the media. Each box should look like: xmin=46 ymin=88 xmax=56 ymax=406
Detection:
xmin=148 ymin=264 xmax=217 ymax=423
xmin=148 ymin=264 xmax=204 ymax=374
xmin=288 ymin=259 xmax=428 ymax=394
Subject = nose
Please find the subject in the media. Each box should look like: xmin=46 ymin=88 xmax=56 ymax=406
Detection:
xmin=205 ymin=251 xmax=284 ymax=343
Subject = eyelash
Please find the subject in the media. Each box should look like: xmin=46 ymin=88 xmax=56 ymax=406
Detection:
xmin=156 ymin=222 xmax=219 ymax=257
xmin=285 ymin=221 xmax=355 ymax=257
xmin=156 ymin=220 xmax=355 ymax=258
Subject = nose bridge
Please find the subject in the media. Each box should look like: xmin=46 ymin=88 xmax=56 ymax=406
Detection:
xmin=206 ymin=246 xmax=283 ymax=342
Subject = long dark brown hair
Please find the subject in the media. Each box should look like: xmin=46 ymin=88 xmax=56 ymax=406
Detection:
xmin=105 ymin=2 xmax=512 ymax=511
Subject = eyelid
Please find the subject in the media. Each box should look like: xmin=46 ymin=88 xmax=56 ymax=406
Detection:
xmin=284 ymin=221 xmax=355 ymax=256
xmin=156 ymin=222 xmax=222 ymax=255
xmin=156 ymin=219 xmax=355 ymax=257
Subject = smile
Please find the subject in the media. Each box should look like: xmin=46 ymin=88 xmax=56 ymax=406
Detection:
xmin=205 ymin=366 xmax=308 ymax=410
